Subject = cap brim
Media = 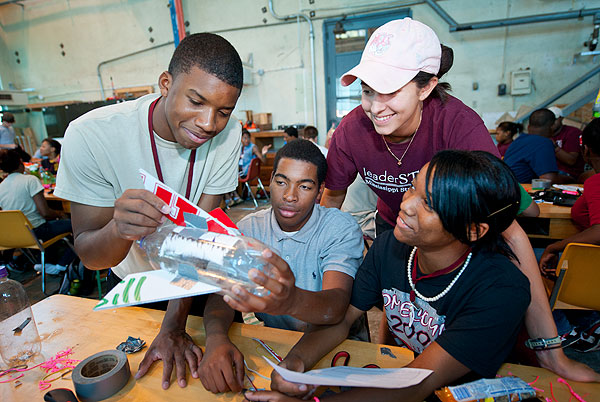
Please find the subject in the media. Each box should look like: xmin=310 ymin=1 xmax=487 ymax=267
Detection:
xmin=341 ymin=60 xmax=420 ymax=94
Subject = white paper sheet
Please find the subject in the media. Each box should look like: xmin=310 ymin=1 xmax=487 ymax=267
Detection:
xmin=94 ymin=270 xmax=221 ymax=310
xmin=264 ymin=357 xmax=432 ymax=389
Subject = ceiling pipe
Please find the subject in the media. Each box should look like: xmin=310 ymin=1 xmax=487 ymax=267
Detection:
xmin=0 ymin=0 xmax=24 ymax=7
xmin=175 ymin=0 xmax=186 ymax=41
xmin=97 ymin=41 xmax=174 ymax=100
xmin=268 ymin=0 xmax=318 ymax=127
xmin=424 ymin=0 xmax=600 ymax=32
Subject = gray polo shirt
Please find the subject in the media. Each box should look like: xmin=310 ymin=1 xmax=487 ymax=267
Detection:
xmin=238 ymin=204 xmax=363 ymax=332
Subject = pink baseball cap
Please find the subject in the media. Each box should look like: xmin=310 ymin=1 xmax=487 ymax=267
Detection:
xmin=341 ymin=18 xmax=441 ymax=94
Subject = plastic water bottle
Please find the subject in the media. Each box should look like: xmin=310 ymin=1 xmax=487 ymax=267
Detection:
xmin=0 ymin=266 xmax=42 ymax=367
xmin=594 ymin=88 xmax=600 ymax=118
xmin=138 ymin=223 xmax=273 ymax=296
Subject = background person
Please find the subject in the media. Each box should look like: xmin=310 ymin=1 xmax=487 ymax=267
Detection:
xmin=55 ymin=33 xmax=244 ymax=390
xmin=38 ymin=138 xmax=61 ymax=175
xmin=548 ymin=106 xmax=585 ymax=181
xmin=495 ymin=121 xmax=523 ymax=158
xmin=300 ymin=125 xmax=328 ymax=156
xmin=224 ymin=128 xmax=270 ymax=207
xmin=539 ymin=118 xmax=600 ymax=352
xmin=0 ymin=149 xmax=75 ymax=273
xmin=282 ymin=126 xmax=298 ymax=144
xmin=504 ymin=109 xmax=572 ymax=184
xmin=0 ymin=112 xmax=17 ymax=150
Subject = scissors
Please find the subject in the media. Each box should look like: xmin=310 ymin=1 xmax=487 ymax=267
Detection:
xmin=331 ymin=351 xmax=380 ymax=369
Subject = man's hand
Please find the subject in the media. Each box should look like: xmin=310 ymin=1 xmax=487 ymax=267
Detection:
xmin=270 ymin=355 xmax=316 ymax=398
xmin=222 ymin=249 xmax=297 ymax=315
xmin=198 ymin=335 xmax=245 ymax=393
xmin=113 ymin=189 xmax=171 ymax=241
xmin=135 ymin=327 xmax=203 ymax=389
xmin=539 ymin=248 xmax=559 ymax=278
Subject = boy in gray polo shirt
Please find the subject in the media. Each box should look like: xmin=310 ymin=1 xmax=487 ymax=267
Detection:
xmin=198 ymin=140 xmax=364 ymax=394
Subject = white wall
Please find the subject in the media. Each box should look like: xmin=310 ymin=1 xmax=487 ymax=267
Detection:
xmin=1 ymin=0 xmax=599 ymax=142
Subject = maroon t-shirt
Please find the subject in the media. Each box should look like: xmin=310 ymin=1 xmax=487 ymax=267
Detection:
xmin=553 ymin=125 xmax=584 ymax=179
xmin=571 ymin=173 xmax=600 ymax=230
xmin=497 ymin=142 xmax=511 ymax=158
xmin=326 ymin=95 xmax=499 ymax=226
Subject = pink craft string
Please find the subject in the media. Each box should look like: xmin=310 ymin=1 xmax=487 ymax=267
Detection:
xmin=0 ymin=372 xmax=24 ymax=383
xmin=558 ymin=377 xmax=587 ymax=402
xmin=36 ymin=348 xmax=80 ymax=391
xmin=0 ymin=349 xmax=79 ymax=390
xmin=528 ymin=375 xmax=540 ymax=385
xmin=549 ymin=381 xmax=558 ymax=402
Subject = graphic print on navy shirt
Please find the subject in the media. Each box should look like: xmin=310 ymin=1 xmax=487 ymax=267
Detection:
xmin=383 ymin=288 xmax=445 ymax=354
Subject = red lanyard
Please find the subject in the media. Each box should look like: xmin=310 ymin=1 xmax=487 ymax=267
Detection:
xmin=410 ymin=247 xmax=472 ymax=302
xmin=148 ymin=97 xmax=196 ymax=199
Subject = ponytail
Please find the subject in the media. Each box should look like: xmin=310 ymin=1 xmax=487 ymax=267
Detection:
xmin=497 ymin=122 xmax=523 ymax=138
xmin=411 ymin=44 xmax=454 ymax=103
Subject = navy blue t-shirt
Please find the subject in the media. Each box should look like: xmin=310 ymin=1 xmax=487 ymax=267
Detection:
xmin=504 ymin=134 xmax=558 ymax=183
xmin=350 ymin=231 xmax=530 ymax=378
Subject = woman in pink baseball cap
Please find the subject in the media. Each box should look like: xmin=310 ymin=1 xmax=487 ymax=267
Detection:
xmin=321 ymin=17 xmax=600 ymax=382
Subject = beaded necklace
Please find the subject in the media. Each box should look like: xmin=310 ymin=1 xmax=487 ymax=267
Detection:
xmin=407 ymin=246 xmax=472 ymax=304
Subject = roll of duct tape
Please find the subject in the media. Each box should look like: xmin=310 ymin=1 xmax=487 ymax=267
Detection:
xmin=72 ymin=350 xmax=130 ymax=402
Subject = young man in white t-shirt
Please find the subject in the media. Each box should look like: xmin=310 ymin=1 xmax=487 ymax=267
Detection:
xmin=55 ymin=33 xmax=244 ymax=390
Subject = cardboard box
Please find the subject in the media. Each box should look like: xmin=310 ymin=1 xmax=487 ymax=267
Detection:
xmin=254 ymin=113 xmax=272 ymax=125
xmin=254 ymin=113 xmax=272 ymax=131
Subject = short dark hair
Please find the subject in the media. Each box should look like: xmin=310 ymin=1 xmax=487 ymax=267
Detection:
xmin=273 ymin=139 xmax=327 ymax=186
xmin=582 ymin=118 xmax=600 ymax=155
xmin=284 ymin=126 xmax=298 ymax=138
xmin=425 ymin=150 xmax=521 ymax=260
xmin=241 ymin=128 xmax=251 ymax=138
xmin=0 ymin=149 xmax=22 ymax=173
xmin=2 ymin=112 xmax=15 ymax=123
xmin=302 ymin=125 xmax=318 ymax=140
xmin=168 ymin=33 xmax=243 ymax=90
xmin=529 ymin=109 xmax=555 ymax=129
xmin=497 ymin=121 xmax=523 ymax=137
xmin=43 ymin=138 xmax=62 ymax=155
xmin=411 ymin=44 xmax=453 ymax=103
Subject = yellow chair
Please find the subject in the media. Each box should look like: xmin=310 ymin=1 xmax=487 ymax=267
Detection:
xmin=548 ymin=242 xmax=600 ymax=311
xmin=0 ymin=210 xmax=73 ymax=295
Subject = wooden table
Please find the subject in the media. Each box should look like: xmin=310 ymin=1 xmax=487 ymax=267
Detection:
xmin=5 ymin=296 xmax=599 ymax=401
xmin=518 ymin=184 xmax=579 ymax=240
xmin=43 ymin=189 xmax=71 ymax=213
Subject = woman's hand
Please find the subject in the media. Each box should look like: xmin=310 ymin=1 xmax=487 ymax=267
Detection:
xmin=536 ymin=348 xmax=600 ymax=382
xmin=271 ymin=355 xmax=316 ymax=398
xmin=244 ymin=390 xmax=304 ymax=402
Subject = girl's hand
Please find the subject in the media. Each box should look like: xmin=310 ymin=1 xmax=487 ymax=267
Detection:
xmin=244 ymin=390 xmax=303 ymax=402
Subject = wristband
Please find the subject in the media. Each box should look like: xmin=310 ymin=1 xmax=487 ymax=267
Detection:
xmin=524 ymin=336 xmax=562 ymax=350
xmin=313 ymin=397 xmax=320 ymax=402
